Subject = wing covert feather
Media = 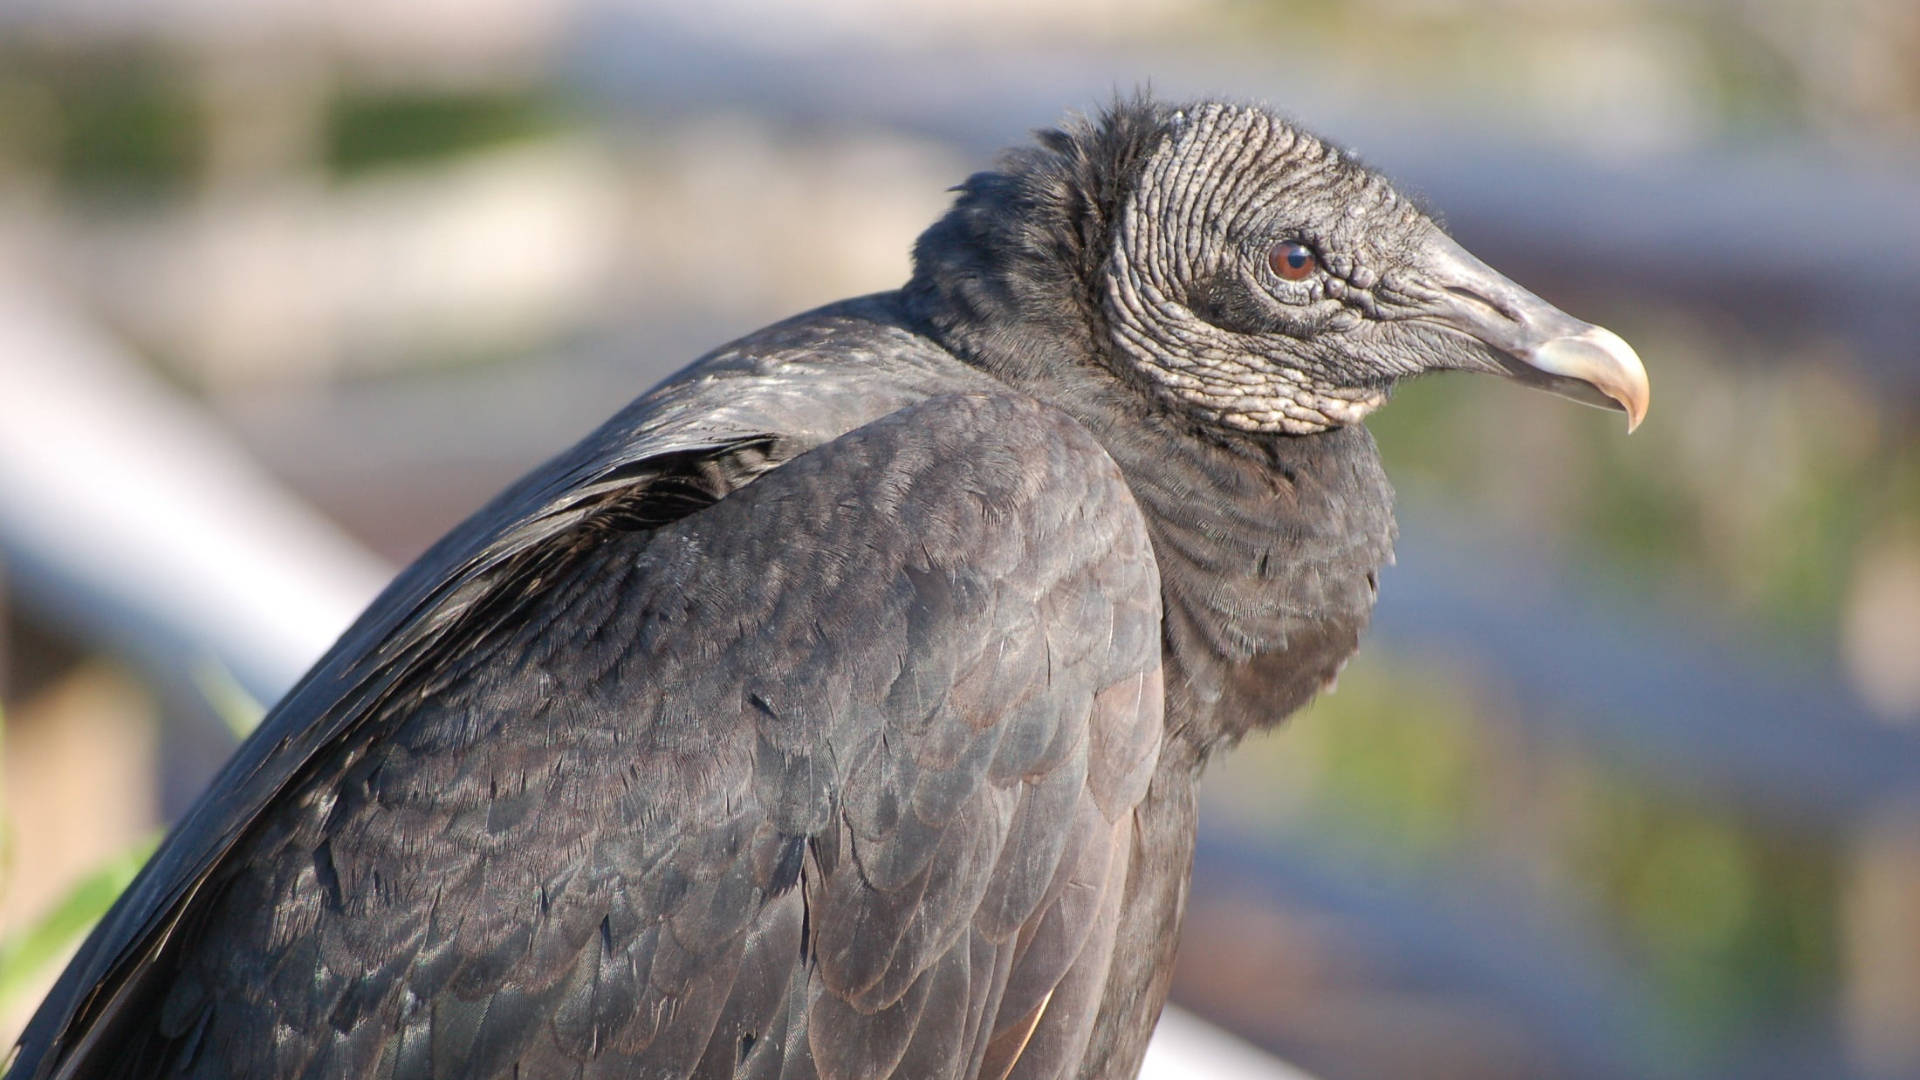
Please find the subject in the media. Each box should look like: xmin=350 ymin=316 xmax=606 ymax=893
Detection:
xmin=20 ymin=390 xmax=1165 ymax=1080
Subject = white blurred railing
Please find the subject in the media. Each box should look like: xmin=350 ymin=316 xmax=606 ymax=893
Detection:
xmin=0 ymin=261 xmax=389 ymax=707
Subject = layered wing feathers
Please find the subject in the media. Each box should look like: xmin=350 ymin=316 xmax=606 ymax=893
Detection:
xmin=22 ymin=389 xmax=1164 ymax=1080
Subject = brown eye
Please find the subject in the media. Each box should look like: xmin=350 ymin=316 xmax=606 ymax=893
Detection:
xmin=1268 ymin=240 xmax=1317 ymax=281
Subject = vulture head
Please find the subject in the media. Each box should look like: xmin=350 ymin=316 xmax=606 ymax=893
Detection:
xmin=909 ymin=97 xmax=1650 ymax=436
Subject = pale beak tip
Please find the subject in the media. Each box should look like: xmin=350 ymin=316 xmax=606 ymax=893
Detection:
xmin=1597 ymin=326 xmax=1651 ymax=433
xmin=1531 ymin=324 xmax=1650 ymax=435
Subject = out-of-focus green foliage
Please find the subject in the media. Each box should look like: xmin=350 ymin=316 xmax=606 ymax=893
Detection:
xmin=0 ymin=707 xmax=159 ymax=1019
xmin=325 ymin=89 xmax=573 ymax=177
xmin=1217 ymin=0 xmax=1920 ymax=137
xmin=0 ymin=50 xmax=203 ymax=196
xmin=191 ymin=660 xmax=266 ymax=740
xmin=0 ymin=49 xmax=574 ymax=197
xmin=1 ymin=708 xmax=9 ymax=960
xmin=54 ymin=64 xmax=202 ymax=195
xmin=0 ymin=672 xmax=255 ymax=1020
xmin=1206 ymin=653 xmax=1842 ymax=1070
xmin=0 ymin=835 xmax=157 ymax=1016
xmin=1370 ymin=320 xmax=1918 ymax=642
xmin=1567 ymin=769 xmax=1838 ymax=1053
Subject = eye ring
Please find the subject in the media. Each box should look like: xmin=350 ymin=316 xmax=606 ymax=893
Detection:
xmin=1268 ymin=240 xmax=1318 ymax=282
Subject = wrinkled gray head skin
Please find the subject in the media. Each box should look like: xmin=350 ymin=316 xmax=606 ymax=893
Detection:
xmin=1106 ymin=102 xmax=1422 ymax=432
xmin=909 ymin=97 xmax=1648 ymax=437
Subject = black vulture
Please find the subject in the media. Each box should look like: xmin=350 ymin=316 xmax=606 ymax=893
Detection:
xmin=7 ymin=98 xmax=1647 ymax=1080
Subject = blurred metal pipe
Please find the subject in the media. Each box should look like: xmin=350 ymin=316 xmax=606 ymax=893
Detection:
xmin=0 ymin=263 xmax=390 ymax=705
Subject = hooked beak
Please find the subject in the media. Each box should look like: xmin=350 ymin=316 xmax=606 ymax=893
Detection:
xmin=1416 ymin=233 xmax=1650 ymax=432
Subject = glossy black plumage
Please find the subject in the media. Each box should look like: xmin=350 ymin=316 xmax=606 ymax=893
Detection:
xmin=9 ymin=96 xmax=1647 ymax=1080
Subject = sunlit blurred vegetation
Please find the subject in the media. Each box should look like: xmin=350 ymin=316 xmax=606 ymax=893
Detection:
xmin=0 ymin=50 xmax=206 ymax=197
xmin=0 ymin=833 xmax=154 ymax=1018
xmin=1205 ymin=652 xmax=1846 ymax=1070
xmin=1376 ymin=340 xmax=1920 ymax=643
xmin=325 ymin=90 xmax=573 ymax=177
xmin=0 ymin=50 xmax=575 ymax=198
xmin=1217 ymin=0 xmax=1920 ymax=141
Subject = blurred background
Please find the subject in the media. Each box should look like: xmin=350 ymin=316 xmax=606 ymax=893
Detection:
xmin=1 ymin=1 xmax=1917 ymax=1078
